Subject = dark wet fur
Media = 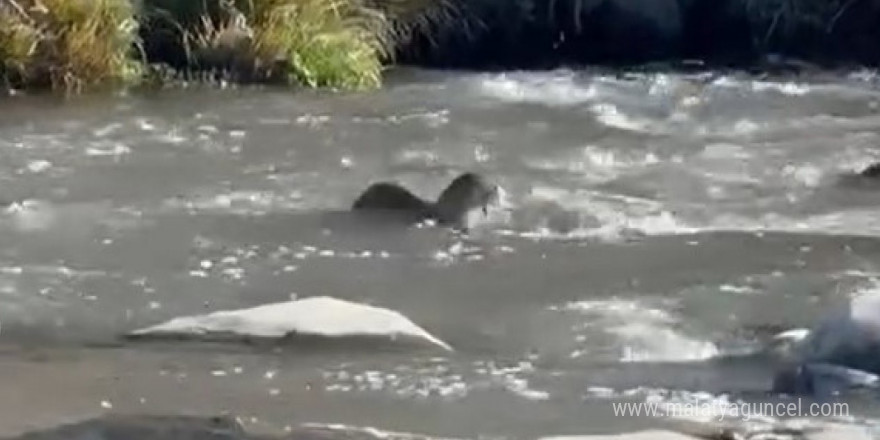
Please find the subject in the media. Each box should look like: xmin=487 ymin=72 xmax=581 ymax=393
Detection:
xmin=351 ymin=183 xmax=433 ymax=216
xmin=831 ymin=163 xmax=880 ymax=191
xmin=351 ymin=172 xmax=499 ymax=230
xmin=860 ymin=162 xmax=880 ymax=178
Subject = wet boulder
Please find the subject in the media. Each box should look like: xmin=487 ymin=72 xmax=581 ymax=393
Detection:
xmin=770 ymin=293 xmax=880 ymax=396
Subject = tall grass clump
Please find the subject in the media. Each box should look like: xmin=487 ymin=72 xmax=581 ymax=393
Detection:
xmin=243 ymin=0 xmax=391 ymax=90
xmin=161 ymin=0 xmax=451 ymax=90
xmin=0 ymin=0 xmax=142 ymax=92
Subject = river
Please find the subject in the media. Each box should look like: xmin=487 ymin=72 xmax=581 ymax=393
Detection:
xmin=1 ymin=67 xmax=880 ymax=438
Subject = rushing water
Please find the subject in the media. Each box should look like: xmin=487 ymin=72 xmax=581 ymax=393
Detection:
xmin=2 ymin=67 xmax=880 ymax=438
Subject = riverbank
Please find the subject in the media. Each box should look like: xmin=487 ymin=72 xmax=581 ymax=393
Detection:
xmin=397 ymin=0 xmax=880 ymax=71
xmin=0 ymin=0 xmax=447 ymax=93
xmin=1 ymin=0 xmax=879 ymax=94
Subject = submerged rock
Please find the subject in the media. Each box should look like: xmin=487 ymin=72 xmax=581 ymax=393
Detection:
xmin=770 ymin=293 xmax=880 ymax=396
xmin=126 ymin=296 xmax=453 ymax=352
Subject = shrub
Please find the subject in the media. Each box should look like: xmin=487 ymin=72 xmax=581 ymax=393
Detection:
xmin=245 ymin=0 xmax=388 ymax=89
xmin=162 ymin=0 xmax=452 ymax=90
xmin=0 ymin=0 xmax=142 ymax=92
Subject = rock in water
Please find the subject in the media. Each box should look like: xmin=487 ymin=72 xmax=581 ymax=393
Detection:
xmin=771 ymin=293 xmax=880 ymax=395
xmin=126 ymin=296 xmax=452 ymax=351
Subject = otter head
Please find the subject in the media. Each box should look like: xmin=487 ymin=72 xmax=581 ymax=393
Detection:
xmin=861 ymin=162 xmax=880 ymax=179
xmin=433 ymin=172 xmax=500 ymax=227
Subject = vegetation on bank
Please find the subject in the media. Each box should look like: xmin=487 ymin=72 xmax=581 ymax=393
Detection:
xmin=0 ymin=0 xmax=141 ymax=92
xmin=1 ymin=0 xmax=878 ymax=94
xmin=0 ymin=0 xmax=451 ymax=93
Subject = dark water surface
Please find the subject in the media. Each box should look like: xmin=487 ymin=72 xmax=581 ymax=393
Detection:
xmin=2 ymin=68 xmax=880 ymax=438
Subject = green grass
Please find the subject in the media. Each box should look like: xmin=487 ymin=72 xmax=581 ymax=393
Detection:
xmin=245 ymin=0 xmax=389 ymax=89
xmin=0 ymin=0 xmax=142 ymax=92
xmin=0 ymin=0 xmax=448 ymax=93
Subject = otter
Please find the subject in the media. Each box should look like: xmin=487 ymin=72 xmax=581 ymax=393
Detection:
xmin=831 ymin=162 xmax=880 ymax=189
xmin=351 ymin=172 xmax=500 ymax=230
xmin=860 ymin=162 xmax=880 ymax=179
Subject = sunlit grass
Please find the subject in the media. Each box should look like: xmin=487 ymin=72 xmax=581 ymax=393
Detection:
xmin=245 ymin=0 xmax=388 ymax=89
xmin=0 ymin=0 xmax=142 ymax=92
xmin=0 ymin=0 xmax=454 ymax=92
xmin=176 ymin=0 xmax=454 ymax=90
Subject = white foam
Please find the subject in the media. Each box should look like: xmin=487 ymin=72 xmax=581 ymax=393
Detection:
xmin=135 ymin=118 xmax=156 ymax=131
xmin=781 ymin=163 xmax=824 ymax=188
xmin=295 ymin=114 xmax=331 ymax=127
xmin=477 ymin=72 xmax=597 ymax=106
xmin=3 ymin=199 xmax=56 ymax=231
xmin=394 ymin=149 xmax=439 ymax=167
xmin=699 ymin=143 xmax=752 ymax=161
xmin=706 ymin=209 xmax=880 ymax=238
xmin=384 ymin=110 xmax=450 ymax=128
xmin=591 ymin=103 xmax=652 ymax=133
xmin=163 ymin=189 xmax=307 ymax=214
xmin=85 ymin=143 xmax=131 ymax=157
xmin=498 ymin=187 xmax=696 ymax=241
xmin=553 ymin=299 xmax=719 ymax=363
xmin=128 ymin=296 xmax=452 ymax=351
xmin=157 ymin=130 xmax=187 ymax=144
xmin=752 ymin=80 xmax=811 ymax=96
xmin=24 ymin=160 xmax=52 ymax=174
xmin=526 ymin=146 xmax=659 ymax=184
xmin=709 ymin=76 xmax=812 ymax=97
xmin=93 ymin=122 xmax=123 ymax=138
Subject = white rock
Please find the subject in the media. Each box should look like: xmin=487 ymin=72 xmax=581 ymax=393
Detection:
xmin=127 ymin=296 xmax=452 ymax=351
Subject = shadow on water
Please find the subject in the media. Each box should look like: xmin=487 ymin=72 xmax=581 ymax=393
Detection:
xmin=4 ymin=414 xmax=468 ymax=440
xmin=3 ymin=415 xmax=260 ymax=440
xmin=119 ymin=332 xmax=450 ymax=358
